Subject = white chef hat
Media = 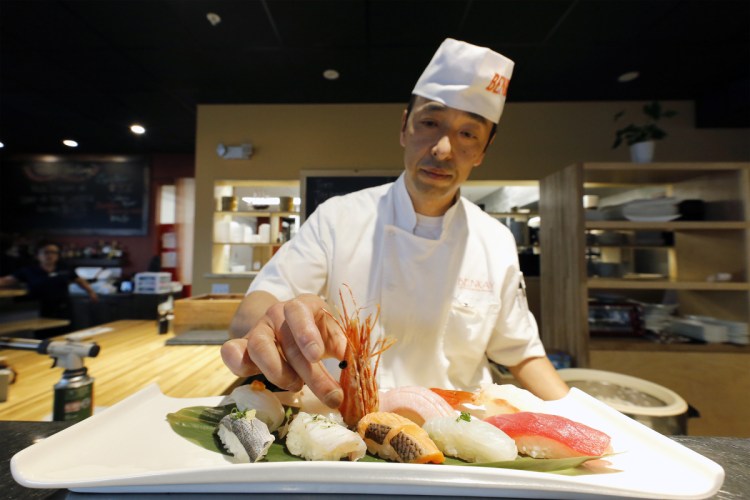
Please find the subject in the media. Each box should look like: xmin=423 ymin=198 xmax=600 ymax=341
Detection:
xmin=412 ymin=38 xmax=514 ymax=124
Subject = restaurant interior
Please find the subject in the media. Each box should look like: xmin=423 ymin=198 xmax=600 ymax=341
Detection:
xmin=0 ymin=1 xmax=748 ymax=497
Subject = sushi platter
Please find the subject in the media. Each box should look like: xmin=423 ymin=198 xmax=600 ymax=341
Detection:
xmin=11 ymin=384 xmax=724 ymax=498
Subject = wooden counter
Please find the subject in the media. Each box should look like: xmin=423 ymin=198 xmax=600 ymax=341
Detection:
xmin=0 ymin=320 xmax=241 ymax=421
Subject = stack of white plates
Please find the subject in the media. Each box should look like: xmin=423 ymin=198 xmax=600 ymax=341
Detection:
xmin=633 ymin=301 xmax=677 ymax=333
xmin=668 ymin=316 xmax=749 ymax=344
xmin=684 ymin=315 xmax=749 ymax=345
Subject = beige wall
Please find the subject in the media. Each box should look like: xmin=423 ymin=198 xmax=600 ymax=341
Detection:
xmin=193 ymin=100 xmax=750 ymax=294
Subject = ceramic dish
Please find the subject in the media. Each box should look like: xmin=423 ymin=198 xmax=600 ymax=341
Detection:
xmin=11 ymin=385 xmax=724 ymax=498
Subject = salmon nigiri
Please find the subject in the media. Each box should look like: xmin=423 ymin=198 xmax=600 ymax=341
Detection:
xmin=485 ymin=412 xmax=612 ymax=459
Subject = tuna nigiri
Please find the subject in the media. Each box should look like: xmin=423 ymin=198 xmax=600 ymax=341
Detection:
xmin=485 ymin=412 xmax=612 ymax=459
xmin=423 ymin=414 xmax=517 ymax=463
xmin=379 ymin=386 xmax=454 ymax=426
xmin=357 ymin=411 xmax=444 ymax=464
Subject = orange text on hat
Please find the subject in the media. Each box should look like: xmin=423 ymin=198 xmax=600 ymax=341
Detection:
xmin=486 ymin=73 xmax=509 ymax=96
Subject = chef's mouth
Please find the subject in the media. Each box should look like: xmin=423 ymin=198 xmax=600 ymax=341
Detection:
xmin=419 ymin=166 xmax=452 ymax=180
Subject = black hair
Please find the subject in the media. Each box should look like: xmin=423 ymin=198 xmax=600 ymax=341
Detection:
xmin=403 ymin=94 xmax=497 ymax=152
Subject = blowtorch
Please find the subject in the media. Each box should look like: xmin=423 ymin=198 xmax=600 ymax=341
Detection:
xmin=0 ymin=336 xmax=100 ymax=422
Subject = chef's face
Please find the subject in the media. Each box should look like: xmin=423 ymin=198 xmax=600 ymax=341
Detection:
xmin=400 ymin=96 xmax=494 ymax=215
xmin=37 ymin=244 xmax=60 ymax=266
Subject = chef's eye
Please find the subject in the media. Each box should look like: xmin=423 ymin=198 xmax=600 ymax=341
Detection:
xmin=420 ymin=119 xmax=438 ymax=128
xmin=460 ymin=130 xmax=478 ymax=140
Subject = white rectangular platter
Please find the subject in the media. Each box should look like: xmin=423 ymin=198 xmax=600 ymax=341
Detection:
xmin=11 ymin=385 xmax=724 ymax=499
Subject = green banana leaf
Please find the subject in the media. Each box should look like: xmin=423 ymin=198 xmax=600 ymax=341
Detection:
xmin=166 ymin=404 xmax=606 ymax=472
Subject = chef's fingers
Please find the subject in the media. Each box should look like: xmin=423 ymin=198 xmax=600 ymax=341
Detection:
xmin=220 ymin=338 xmax=259 ymax=377
xmin=275 ymin=307 xmax=343 ymax=408
xmin=244 ymin=310 xmax=304 ymax=392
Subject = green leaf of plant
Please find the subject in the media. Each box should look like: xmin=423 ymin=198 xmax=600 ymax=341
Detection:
xmin=167 ymin=405 xmax=607 ymax=473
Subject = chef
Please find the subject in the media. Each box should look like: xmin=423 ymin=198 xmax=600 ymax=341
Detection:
xmin=222 ymin=38 xmax=569 ymax=407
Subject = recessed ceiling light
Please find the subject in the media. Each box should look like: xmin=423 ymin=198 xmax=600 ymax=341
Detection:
xmin=130 ymin=124 xmax=146 ymax=135
xmin=323 ymin=69 xmax=340 ymax=81
xmin=617 ymin=71 xmax=640 ymax=83
xmin=206 ymin=12 xmax=221 ymax=26
xmin=0 ymin=141 xmax=4 ymax=148
xmin=62 ymin=139 xmax=78 ymax=148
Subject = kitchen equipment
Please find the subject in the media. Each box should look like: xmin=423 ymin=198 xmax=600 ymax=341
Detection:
xmin=558 ymin=368 xmax=691 ymax=435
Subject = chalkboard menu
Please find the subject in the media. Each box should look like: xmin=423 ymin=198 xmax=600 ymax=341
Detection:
xmin=300 ymin=170 xmax=400 ymax=221
xmin=0 ymin=156 xmax=149 ymax=235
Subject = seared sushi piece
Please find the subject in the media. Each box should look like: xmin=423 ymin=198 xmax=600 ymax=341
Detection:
xmin=379 ymin=386 xmax=454 ymax=426
xmin=217 ymin=409 xmax=275 ymax=463
xmin=423 ymin=414 xmax=517 ymax=463
xmin=285 ymin=412 xmax=367 ymax=461
xmin=485 ymin=412 xmax=612 ymax=459
xmin=228 ymin=380 xmax=285 ymax=432
xmin=357 ymin=412 xmax=444 ymax=464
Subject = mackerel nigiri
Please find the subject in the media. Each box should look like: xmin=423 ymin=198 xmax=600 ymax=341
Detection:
xmin=357 ymin=412 xmax=444 ymax=464
xmin=485 ymin=412 xmax=612 ymax=459
xmin=423 ymin=414 xmax=517 ymax=463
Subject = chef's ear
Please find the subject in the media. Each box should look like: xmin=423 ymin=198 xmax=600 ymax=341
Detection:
xmin=399 ymin=109 xmax=408 ymax=147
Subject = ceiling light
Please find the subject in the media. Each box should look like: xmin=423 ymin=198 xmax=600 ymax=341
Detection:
xmin=617 ymin=71 xmax=640 ymax=83
xmin=0 ymin=141 xmax=4 ymax=148
xmin=206 ymin=12 xmax=221 ymax=26
xmin=323 ymin=69 xmax=340 ymax=81
xmin=130 ymin=124 xmax=146 ymax=135
xmin=62 ymin=139 xmax=78 ymax=148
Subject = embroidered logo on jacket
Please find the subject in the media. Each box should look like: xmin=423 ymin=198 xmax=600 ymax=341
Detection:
xmin=458 ymin=277 xmax=494 ymax=293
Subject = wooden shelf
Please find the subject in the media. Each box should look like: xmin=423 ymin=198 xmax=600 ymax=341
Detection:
xmin=588 ymin=278 xmax=750 ymax=291
xmin=540 ymin=162 xmax=750 ymax=367
xmin=590 ymin=337 xmax=750 ymax=354
xmin=586 ymin=221 xmax=747 ymax=230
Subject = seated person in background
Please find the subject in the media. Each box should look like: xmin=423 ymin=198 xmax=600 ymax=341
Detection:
xmin=0 ymin=240 xmax=98 ymax=336
xmin=222 ymin=38 xmax=569 ymax=407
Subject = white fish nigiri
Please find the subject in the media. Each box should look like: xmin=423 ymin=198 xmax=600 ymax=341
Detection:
xmin=379 ymin=386 xmax=454 ymax=426
xmin=285 ymin=412 xmax=366 ymax=461
xmin=423 ymin=414 xmax=518 ymax=463
xmin=229 ymin=381 xmax=285 ymax=432
xmin=217 ymin=409 xmax=275 ymax=463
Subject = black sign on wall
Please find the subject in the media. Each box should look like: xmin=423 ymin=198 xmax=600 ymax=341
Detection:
xmin=300 ymin=170 xmax=401 ymax=222
xmin=0 ymin=156 xmax=149 ymax=235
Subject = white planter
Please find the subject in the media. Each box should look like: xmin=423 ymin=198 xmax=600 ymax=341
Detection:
xmin=630 ymin=140 xmax=655 ymax=163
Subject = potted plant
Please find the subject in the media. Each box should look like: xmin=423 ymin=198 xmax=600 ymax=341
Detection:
xmin=612 ymin=101 xmax=677 ymax=163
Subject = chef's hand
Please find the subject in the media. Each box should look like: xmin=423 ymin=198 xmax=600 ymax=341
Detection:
xmin=221 ymin=292 xmax=347 ymax=408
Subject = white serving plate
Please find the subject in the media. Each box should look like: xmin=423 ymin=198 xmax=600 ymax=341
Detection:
xmin=11 ymin=384 xmax=724 ymax=499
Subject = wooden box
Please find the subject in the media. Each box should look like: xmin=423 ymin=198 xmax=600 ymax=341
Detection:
xmin=172 ymin=294 xmax=243 ymax=334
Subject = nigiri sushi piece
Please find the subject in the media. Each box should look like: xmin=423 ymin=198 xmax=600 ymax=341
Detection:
xmin=430 ymin=388 xmax=486 ymax=418
xmin=217 ymin=409 xmax=275 ymax=463
xmin=228 ymin=380 xmax=285 ymax=432
xmin=485 ymin=412 xmax=612 ymax=459
xmin=476 ymin=383 xmax=544 ymax=417
xmin=378 ymin=386 xmax=454 ymax=426
xmin=423 ymin=414 xmax=517 ymax=463
xmin=357 ymin=411 xmax=444 ymax=464
xmin=273 ymin=385 xmax=344 ymax=425
xmin=285 ymin=411 xmax=366 ymax=461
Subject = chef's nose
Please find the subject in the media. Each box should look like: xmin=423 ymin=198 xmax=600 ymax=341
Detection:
xmin=431 ymin=135 xmax=452 ymax=161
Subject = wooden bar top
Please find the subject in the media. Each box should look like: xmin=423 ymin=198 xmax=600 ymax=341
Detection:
xmin=0 ymin=320 xmax=241 ymax=421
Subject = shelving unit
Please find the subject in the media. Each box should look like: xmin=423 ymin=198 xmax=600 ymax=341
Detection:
xmin=212 ymin=210 xmax=299 ymax=276
xmin=540 ymin=162 xmax=750 ymax=436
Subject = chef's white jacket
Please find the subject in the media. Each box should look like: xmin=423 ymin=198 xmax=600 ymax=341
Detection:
xmin=248 ymin=174 xmax=545 ymax=390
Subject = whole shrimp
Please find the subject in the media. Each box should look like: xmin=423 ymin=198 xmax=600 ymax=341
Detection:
xmin=328 ymin=286 xmax=395 ymax=429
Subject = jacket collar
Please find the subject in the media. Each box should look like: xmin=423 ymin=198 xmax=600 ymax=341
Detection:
xmin=392 ymin=173 xmax=461 ymax=237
